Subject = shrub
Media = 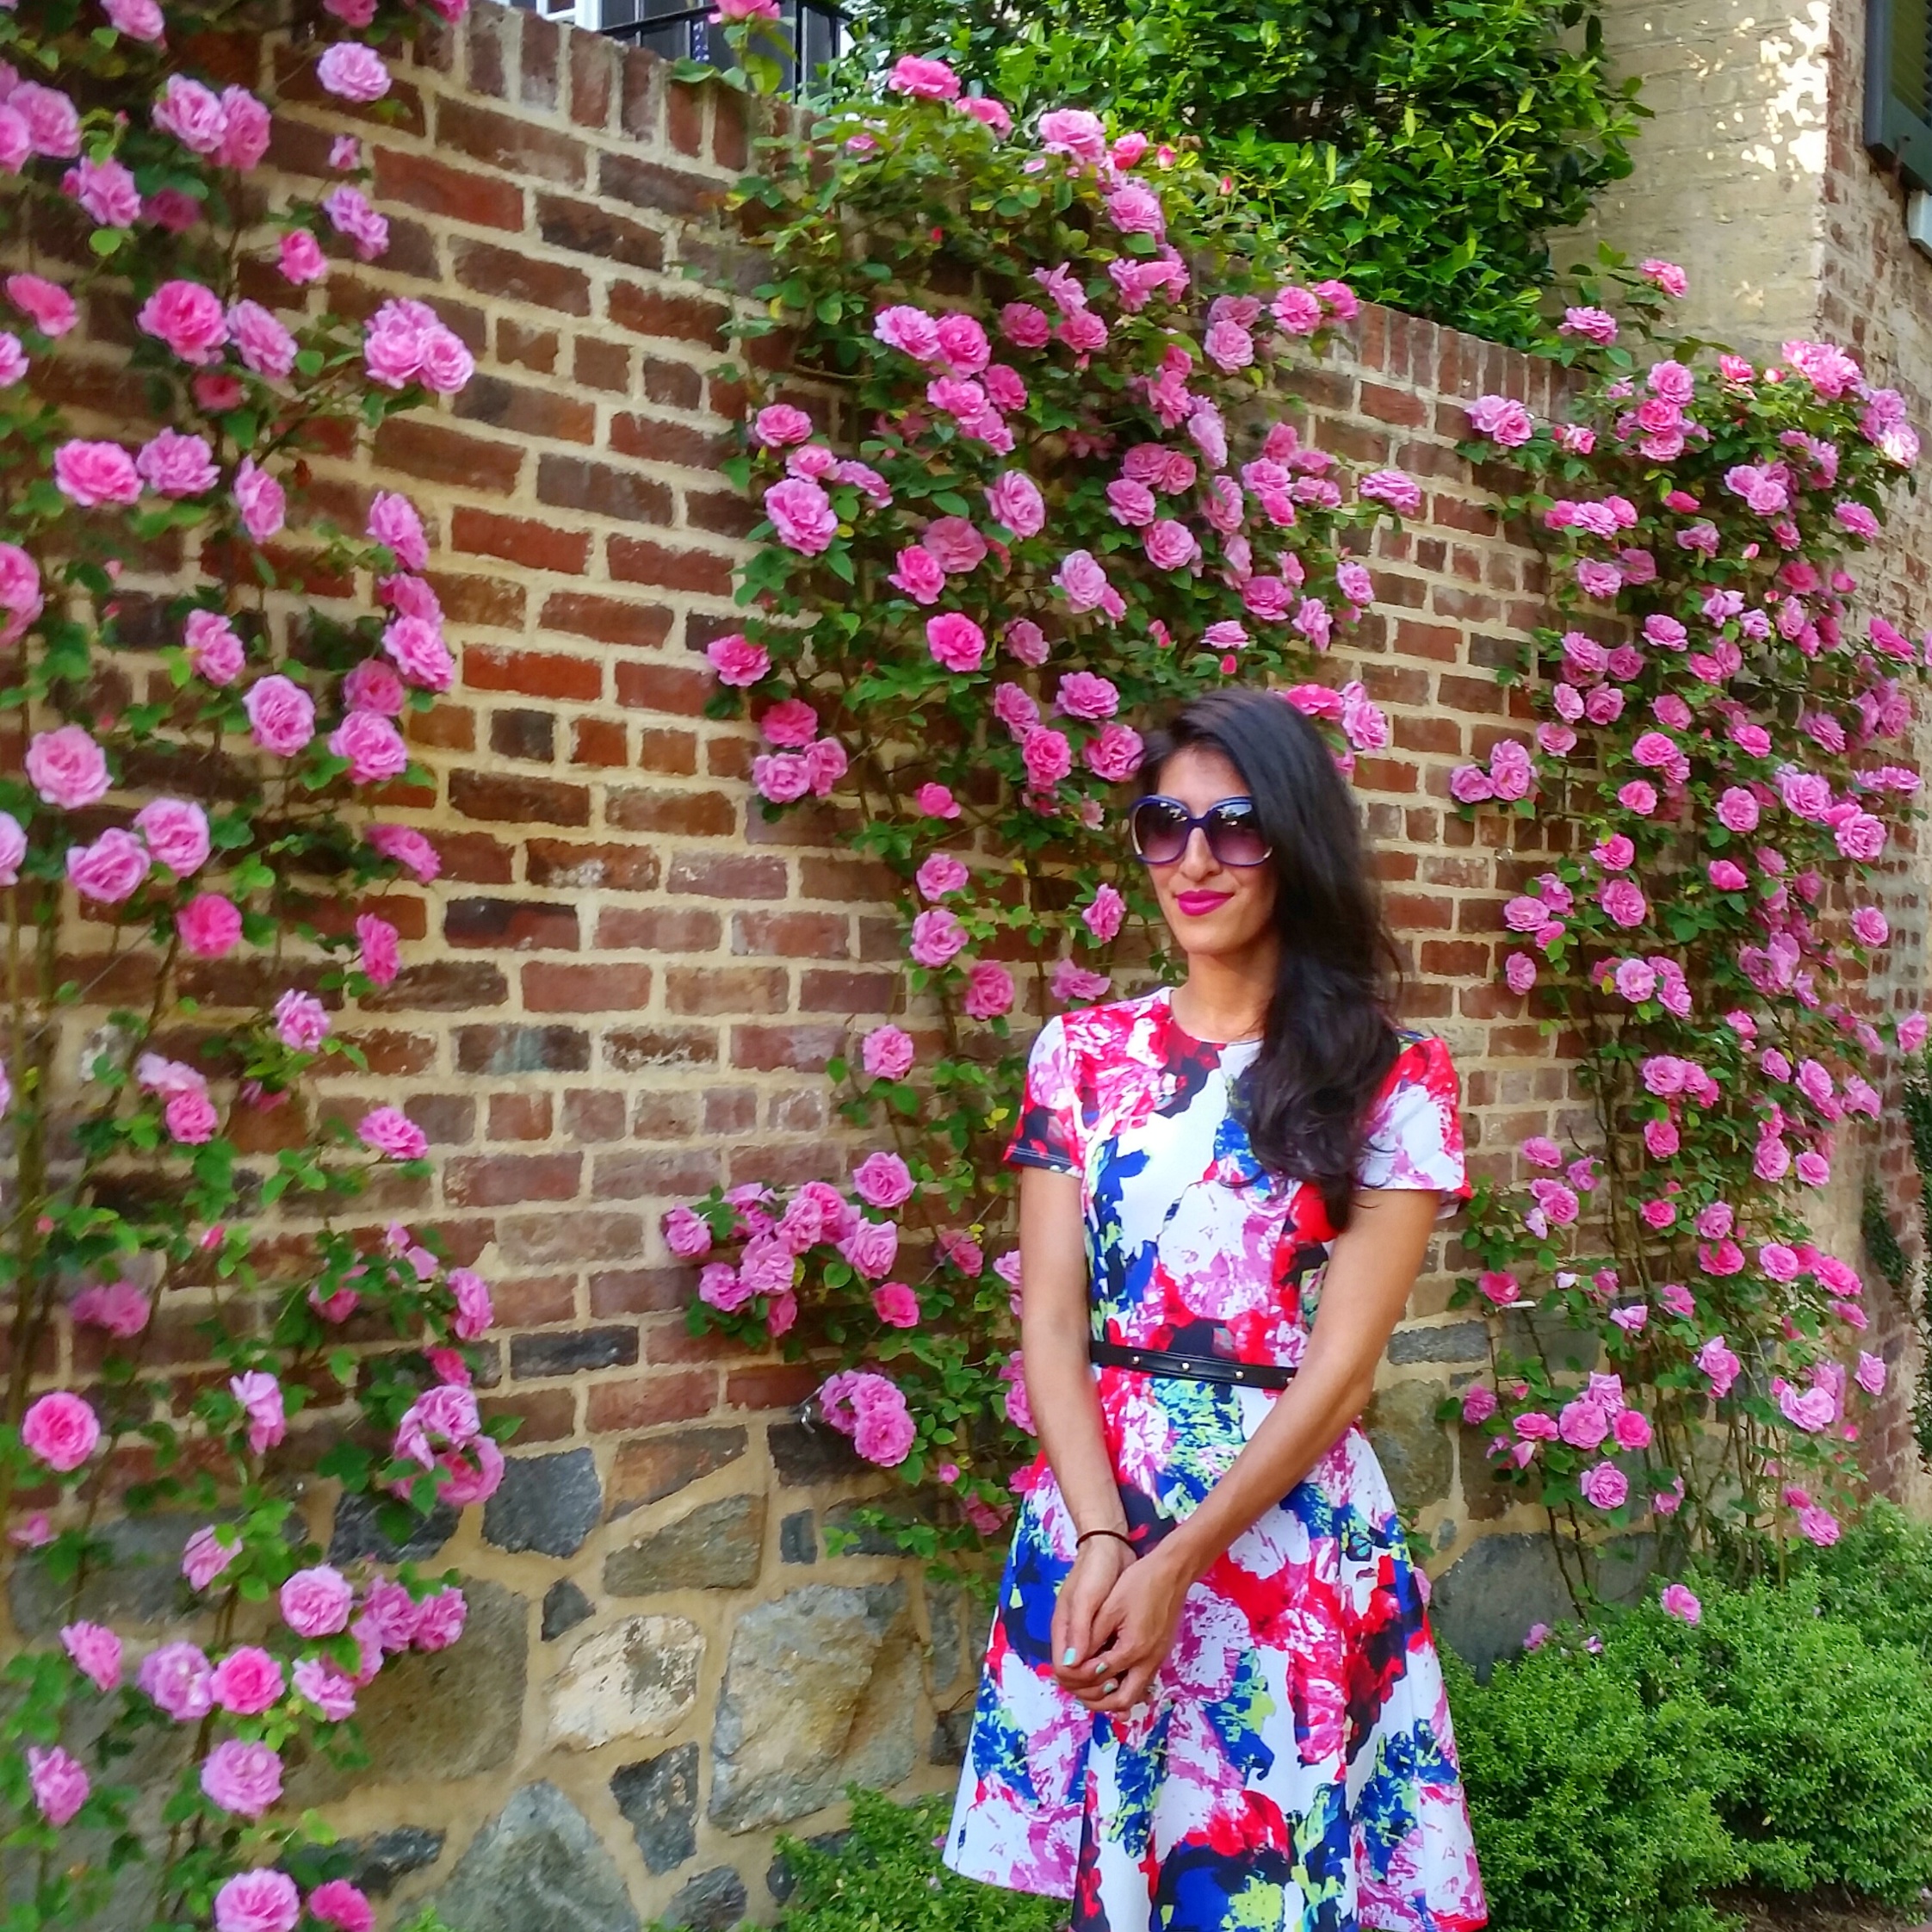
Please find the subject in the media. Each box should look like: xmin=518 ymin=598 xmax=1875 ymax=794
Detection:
xmin=1443 ymin=1640 xmax=1737 ymax=1932
xmin=768 ymin=1789 xmax=1066 ymax=1932
xmin=1612 ymin=1576 xmax=1932 ymax=1906
xmin=834 ymin=0 xmax=1644 ymax=345
xmin=1802 ymin=1497 xmax=1932 ymax=1662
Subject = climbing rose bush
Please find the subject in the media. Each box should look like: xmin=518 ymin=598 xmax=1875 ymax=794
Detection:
xmin=1444 ymin=268 xmax=1925 ymax=1577
xmin=668 ymin=51 xmax=1416 ymax=1555
xmin=0 ymin=0 xmax=502 ymax=1922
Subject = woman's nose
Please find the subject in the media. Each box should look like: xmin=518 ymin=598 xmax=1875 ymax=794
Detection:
xmin=1175 ymin=828 xmax=1217 ymax=877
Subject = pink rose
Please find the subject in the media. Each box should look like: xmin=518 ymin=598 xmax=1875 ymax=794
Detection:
xmin=280 ymin=1564 xmax=353 ymax=1637
xmin=328 ymin=185 xmax=393 ymax=264
xmin=53 ymin=440 xmax=140 ymax=508
xmin=215 ymin=86 xmax=271 ymax=170
xmin=987 ymin=470 xmax=1045 ymax=537
xmin=360 ymin=1105 xmax=427 ymax=1161
xmin=66 ymin=154 xmax=142 ymax=226
xmin=201 ymin=1738 xmax=282 ymax=1818
xmin=356 ymin=912 xmax=399 ymax=985
xmin=1579 ymin=1461 xmax=1628 ymax=1510
xmin=102 ymin=0 xmax=166 ymax=38
xmin=1660 ymin=1582 xmax=1700 ymax=1624
xmin=293 ymin=1656 xmax=357 ymax=1722
xmin=999 ymin=302 xmax=1051 ymax=349
xmin=414 ymin=1586 xmax=467 ymax=1650
xmin=962 ymin=958 xmax=1014 ymax=1019
xmin=367 ymin=823 xmax=439 ymax=881
xmin=345 ymin=659 xmax=406 ymax=716
xmin=851 ymin=1149 xmax=914 ymax=1207
xmin=1052 ymin=548 xmax=1114 ymax=614
xmin=913 ymin=609 xmax=986 ymax=675
xmin=234 ymin=458 xmax=286 ymax=542
xmin=449 ymin=1267 xmax=493 ymax=1340
xmin=765 ymin=476 xmax=838 ymax=554
xmin=227 ymin=300 xmax=296 ymax=380
xmin=184 ymin=610 xmax=245 ymax=684
xmin=1084 ymin=722 xmax=1142 ymax=783
xmin=232 ymin=1370 xmax=286 ymax=1453
xmin=138 ymin=279 xmax=228 ymax=364
xmin=245 ymin=675 xmax=316 ymax=757
xmin=329 ymin=710 xmax=410 ymax=784
xmin=886 ymin=54 xmax=960 ymax=99
xmin=210 ymin=1644 xmax=284 ymax=1715
xmin=135 ymin=428 xmax=219 ymax=498
xmin=13 ymin=84 xmax=79 ymax=158
xmin=7 ymin=273 xmax=76 ymax=337
xmin=872 ymin=1282 xmax=920 ymax=1327
xmin=67 ymin=830 xmax=150 ymax=904
xmin=914 ymin=782 xmax=960 ymax=818
xmin=60 ymin=1620 xmax=122 ymax=1692
xmin=182 ymin=1524 xmax=238 ymax=1589
xmin=177 ymin=893 xmax=243 ymax=959
xmin=862 ymin=1025 xmax=915 ymax=1081
xmin=22 ymin=1391 xmax=99 ymax=1472
xmin=838 ymin=1218 xmax=898 ymax=1281
xmin=1037 ymin=108 xmax=1107 ymax=163
xmin=28 ymin=724 xmax=109 ymax=808
xmin=27 ymin=1745 xmax=89 ymax=1827
xmin=307 ymin=1881 xmax=375 ymax=1932
xmin=138 ymin=1641 xmax=214 ymax=1721
xmin=279 ymin=229 xmax=327 ymax=284
xmin=317 ymin=42 xmax=390 ymax=102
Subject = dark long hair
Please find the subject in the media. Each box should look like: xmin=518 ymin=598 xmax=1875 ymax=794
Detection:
xmin=1139 ymin=688 xmax=1403 ymax=1231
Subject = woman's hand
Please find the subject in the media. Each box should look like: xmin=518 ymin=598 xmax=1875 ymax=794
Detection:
xmin=1050 ymin=1534 xmax=1136 ymax=1699
xmin=1081 ymin=1544 xmax=1193 ymax=1714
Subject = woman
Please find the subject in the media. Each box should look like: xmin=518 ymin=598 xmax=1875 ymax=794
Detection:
xmin=944 ymin=688 xmax=1487 ymax=1932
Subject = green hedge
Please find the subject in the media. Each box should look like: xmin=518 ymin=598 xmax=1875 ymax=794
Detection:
xmin=835 ymin=0 xmax=1644 ymax=347
xmin=734 ymin=1512 xmax=1932 ymax=1932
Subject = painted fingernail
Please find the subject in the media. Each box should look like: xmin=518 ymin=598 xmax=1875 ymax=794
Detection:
xmin=1062 ymin=1648 xmax=1079 ymax=1667
xmin=1103 ymin=1680 xmax=1118 ymax=1694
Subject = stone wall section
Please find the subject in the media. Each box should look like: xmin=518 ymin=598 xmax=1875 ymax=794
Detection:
xmin=35 ymin=8 xmax=1923 ymax=1923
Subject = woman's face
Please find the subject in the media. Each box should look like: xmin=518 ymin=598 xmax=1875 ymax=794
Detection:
xmin=1141 ymin=745 xmax=1279 ymax=963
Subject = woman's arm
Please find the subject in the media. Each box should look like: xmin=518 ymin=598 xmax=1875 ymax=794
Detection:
xmin=1076 ymin=1186 xmax=1441 ymax=1713
xmin=1015 ymin=1165 xmax=1137 ymax=1691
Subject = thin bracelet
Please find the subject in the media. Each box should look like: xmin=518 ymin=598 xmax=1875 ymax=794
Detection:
xmin=1075 ymin=1527 xmax=1136 ymax=1553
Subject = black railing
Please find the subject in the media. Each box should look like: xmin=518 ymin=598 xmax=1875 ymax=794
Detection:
xmin=579 ymin=0 xmax=848 ymax=97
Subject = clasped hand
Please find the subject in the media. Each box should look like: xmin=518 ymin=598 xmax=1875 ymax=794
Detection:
xmin=1049 ymin=1533 xmax=1192 ymax=1717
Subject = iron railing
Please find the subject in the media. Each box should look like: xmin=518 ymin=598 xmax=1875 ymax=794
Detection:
xmin=519 ymin=0 xmax=849 ymax=98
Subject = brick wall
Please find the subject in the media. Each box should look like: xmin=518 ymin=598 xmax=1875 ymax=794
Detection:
xmin=92 ymin=9 xmax=1925 ymax=1922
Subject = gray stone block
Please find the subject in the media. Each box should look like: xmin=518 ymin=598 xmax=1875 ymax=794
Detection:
xmin=344 ymin=1826 xmax=446 ymax=1898
xmin=768 ymin=1420 xmax=865 ymax=1486
xmin=290 ymin=1580 xmax=526 ymax=1803
xmin=663 ymin=1866 xmax=747 ymax=1931
xmin=485 ymin=1447 xmax=602 ymax=1557
xmin=779 ymin=1509 xmax=816 ymax=1564
xmin=329 ymin=1492 xmax=456 ymax=1566
xmin=542 ymin=1578 xmax=595 ymax=1642
xmin=430 ymin=1782 xmax=641 ymax=1932
xmin=1429 ymin=1533 xmax=1573 ymax=1677
xmin=1362 ymin=1379 xmax=1453 ymax=1513
xmin=709 ymin=1580 xmax=907 ymax=1831
xmin=9 ymin=1514 xmax=200 ymax=1634
xmin=1387 ymin=1321 xmax=1489 ymax=1365
xmin=610 ymin=1742 xmax=700 ymax=1874
xmin=548 ymin=1614 xmax=704 ymax=1750
xmin=604 ymin=1492 xmax=765 ymax=1595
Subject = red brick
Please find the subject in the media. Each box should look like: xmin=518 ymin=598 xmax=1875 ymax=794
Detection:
xmin=666 ymin=851 xmax=787 ymax=900
xmin=608 ymin=536 xmax=734 ymax=598
xmin=489 ymin=1093 xmax=554 ymax=1140
xmin=588 ymin=1266 xmax=686 ymax=1316
xmin=445 ymin=896 xmax=579 ymax=951
xmin=464 ymin=645 xmax=603 ymax=702
xmin=637 ymin=728 xmax=698 ymax=776
xmin=575 ymin=338 xmax=632 ymax=392
xmin=572 ymin=717 xmax=628 ymax=766
xmin=729 ymin=1023 xmax=846 ymax=1072
xmin=374 ymin=146 xmax=524 ymax=229
xmin=595 ymin=907 xmax=720 ymax=951
xmin=453 ymin=238 xmax=591 ymax=314
xmin=607 ymin=787 xmax=735 ymax=836
xmin=538 ymin=455 xmax=676 ymax=525
xmin=614 ymin=656 xmax=712 ymax=714
xmin=523 ymin=962 xmax=653 ymax=1012
xmin=587 ymin=1371 xmax=716 ymax=1433
xmin=540 ymin=592 xmax=673 ymax=650
xmin=498 ymin=318 xmax=559 ymax=374
xmin=538 ymin=190 xmax=666 ymax=272
xmin=725 ymin=1364 xmax=818 ymax=1411
xmin=564 ymin=1089 xmax=628 ymax=1142
xmin=481 ymin=1389 xmax=576 ymax=1442
xmin=666 ymin=965 xmax=786 ymax=1014
xmin=372 ymin=417 xmax=522 ymax=495
xmin=451 ymin=507 xmax=589 ymax=575
xmin=732 ymin=911 xmax=850 ymax=957
xmin=445 ymin=1152 xmax=583 ymax=1207
xmin=607 ymin=281 xmax=728 ymax=348
xmin=457 ymin=375 xmax=598 ymax=446
xmin=449 ymin=770 xmax=590 ymax=827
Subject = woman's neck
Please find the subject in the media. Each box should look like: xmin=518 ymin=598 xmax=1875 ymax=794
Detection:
xmin=1172 ymin=947 xmax=1277 ymax=1043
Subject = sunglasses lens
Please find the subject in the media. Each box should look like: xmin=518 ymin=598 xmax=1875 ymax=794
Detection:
xmin=1206 ymin=806 xmax=1271 ymax=866
xmin=1130 ymin=801 xmax=1189 ymax=864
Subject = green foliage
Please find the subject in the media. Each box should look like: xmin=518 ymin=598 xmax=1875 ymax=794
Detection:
xmin=767 ymin=1790 xmax=1065 ymax=1932
xmin=1445 ymin=1641 xmax=1736 ymax=1932
xmin=836 ymin=0 xmax=1645 ymax=344
xmin=1454 ymin=1565 xmax=1932 ymax=1929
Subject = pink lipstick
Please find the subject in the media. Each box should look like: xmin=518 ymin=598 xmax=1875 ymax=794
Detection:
xmin=1174 ymin=889 xmax=1234 ymax=917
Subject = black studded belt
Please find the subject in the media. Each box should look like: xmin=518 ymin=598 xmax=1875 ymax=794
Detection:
xmin=1089 ymin=1340 xmax=1296 ymax=1391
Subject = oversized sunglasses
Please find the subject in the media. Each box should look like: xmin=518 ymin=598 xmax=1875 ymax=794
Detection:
xmin=1128 ymin=795 xmax=1273 ymax=868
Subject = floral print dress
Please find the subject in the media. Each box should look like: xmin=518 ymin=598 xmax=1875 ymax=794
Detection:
xmin=945 ymin=986 xmax=1486 ymax=1932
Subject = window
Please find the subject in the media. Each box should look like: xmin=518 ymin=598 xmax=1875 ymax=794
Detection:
xmin=1867 ymin=0 xmax=1932 ymax=191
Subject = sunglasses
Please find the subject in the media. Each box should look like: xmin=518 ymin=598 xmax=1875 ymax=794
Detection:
xmin=1128 ymin=794 xmax=1273 ymax=868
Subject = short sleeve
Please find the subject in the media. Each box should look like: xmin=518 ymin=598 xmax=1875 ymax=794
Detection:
xmin=1005 ymin=1015 xmax=1082 ymax=1174
xmin=1357 ymin=1036 xmax=1470 ymax=1215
